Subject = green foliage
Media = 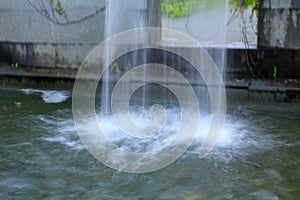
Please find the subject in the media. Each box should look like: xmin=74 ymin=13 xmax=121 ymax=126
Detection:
xmin=161 ymin=0 xmax=223 ymax=18
xmin=11 ymin=63 xmax=19 ymax=68
xmin=161 ymin=0 xmax=258 ymax=18
xmin=50 ymin=0 xmax=67 ymax=17
xmin=229 ymin=0 xmax=257 ymax=12
xmin=273 ymin=66 xmax=277 ymax=79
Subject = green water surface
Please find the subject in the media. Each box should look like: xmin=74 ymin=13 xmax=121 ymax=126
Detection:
xmin=0 ymin=87 xmax=299 ymax=199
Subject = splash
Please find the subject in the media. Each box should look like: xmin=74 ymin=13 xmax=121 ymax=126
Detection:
xmin=21 ymin=89 xmax=70 ymax=103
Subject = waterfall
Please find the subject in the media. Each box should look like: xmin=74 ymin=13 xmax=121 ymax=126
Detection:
xmin=73 ymin=0 xmax=227 ymax=172
xmin=101 ymin=0 xmax=149 ymax=115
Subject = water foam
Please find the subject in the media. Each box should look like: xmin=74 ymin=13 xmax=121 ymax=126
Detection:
xmin=38 ymin=106 xmax=278 ymax=162
xmin=99 ymin=109 xmax=280 ymax=162
xmin=96 ymin=109 xmax=181 ymax=153
xmin=21 ymin=89 xmax=70 ymax=103
xmin=80 ymin=107 xmax=273 ymax=158
xmin=37 ymin=113 xmax=84 ymax=150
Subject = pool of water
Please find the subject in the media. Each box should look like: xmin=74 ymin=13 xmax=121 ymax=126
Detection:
xmin=0 ymin=87 xmax=299 ymax=199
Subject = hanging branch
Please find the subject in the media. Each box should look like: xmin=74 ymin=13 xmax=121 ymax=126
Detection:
xmin=26 ymin=0 xmax=106 ymax=26
xmin=240 ymin=11 xmax=265 ymax=79
xmin=184 ymin=0 xmax=264 ymax=79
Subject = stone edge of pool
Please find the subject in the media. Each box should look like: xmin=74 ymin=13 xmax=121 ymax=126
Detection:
xmin=0 ymin=63 xmax=299 ymax=103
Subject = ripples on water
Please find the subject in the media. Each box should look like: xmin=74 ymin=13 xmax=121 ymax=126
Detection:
xmin=0 ymin=88 xmax=299 ymax=199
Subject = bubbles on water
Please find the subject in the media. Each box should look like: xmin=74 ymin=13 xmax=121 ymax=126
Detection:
xmin=36 ymin=105 xmax=280 ymax=164
xmin=21 ymin=89 xmax=70 ymax=103
xmin=14 ymin=101 xmax=22 ymax=108
xmin=42 ymin=135 xmax=84 ymax=150
xmin=37 ymin=113 xmax=84 ymax=150
xmin=33 ymin=103 xmax=280 ymax=167
xmin=97 ymin=107 xmax=181 ymax=153
xmin=41 ymin=91 xmax=69 ymax=103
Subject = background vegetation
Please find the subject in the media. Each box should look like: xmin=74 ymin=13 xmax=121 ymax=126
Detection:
xmin=47 ymin=0 xmax=258 ymax=22
xmin=161 ymin=0 xmax=258 ymax=18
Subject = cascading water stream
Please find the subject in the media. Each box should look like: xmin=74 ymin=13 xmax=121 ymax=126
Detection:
xmin=102 ymin=0 xmax=149 ymax=115
xmin=97 ymin=0 xmax=229 ymax=156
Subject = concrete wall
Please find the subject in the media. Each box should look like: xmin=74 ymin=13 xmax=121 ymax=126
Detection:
xmin=104 ymin=0 xmax=160 ymax=41
xmin=257 ymin=48 xmax=300 ymax=79
xmin=0 ymin=0 xmax=160 ymax=68
xmin=1 ymin=0 xmax=299 ymax=80
xmin=258 ymin=0 xmax=300 ymax=49
xmin=162 ymin=1 xmax=257 ymax=47
xmin=256 ymin=0 xmax=300 ymax=79
xmin=0 ymin=0 xmax=106 ymax=67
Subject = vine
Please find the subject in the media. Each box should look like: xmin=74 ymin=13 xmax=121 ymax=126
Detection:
xmin=229 ymin=0 xmax=258 ymax=14
xmin=26 ymin=0 xmax=105 ymax=25
xmin=167 ymin=0 xmax=262 ymax=79
xmin=230 ymin=0 xmax=264 ymax=79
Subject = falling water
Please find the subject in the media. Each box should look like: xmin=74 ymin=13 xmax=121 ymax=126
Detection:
xmin=97 ymin=0 xmax=229 ymax=152
xmin=73 ymin=0 xmax=232 ymax=172
xmin=102 ymin=0 xmax=149 ymax=114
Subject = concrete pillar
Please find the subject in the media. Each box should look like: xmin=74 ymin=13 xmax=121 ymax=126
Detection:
xmin=258 ymin=0 xmax=300 ymax=49
xmin=256 ymin=0 xmax=300 ymax=79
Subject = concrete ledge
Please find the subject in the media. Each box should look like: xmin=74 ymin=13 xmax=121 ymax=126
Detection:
xmin=1 ymin=63 xmax=299 ymax=102
xmin=0 ymin=42 xmax=97 ymax=68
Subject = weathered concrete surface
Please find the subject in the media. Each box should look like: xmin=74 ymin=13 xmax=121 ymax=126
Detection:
xmin=1 ymin=61 xmax=299 ymax=102
xmin=162 ymin=2 xmax=257 ymax=47
xmin=257 ymin=47 xmax=300 ymax=79
xmin=0 ymin=42 xmax=96 ymax=68
xmin=0 ymin=0 xmax=105 ymax=67
xmin=258 ymin=0 xmax=300 ymax=49
xmin=0 ymin=0 xmax=105 ymax=43
xmin=0 ymin=0 xmax=299 ymax=82
xmin=256 ymin=0 xmax=300 ymax=80
xmin=0 ymin=0 xmax=160 ymax=68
